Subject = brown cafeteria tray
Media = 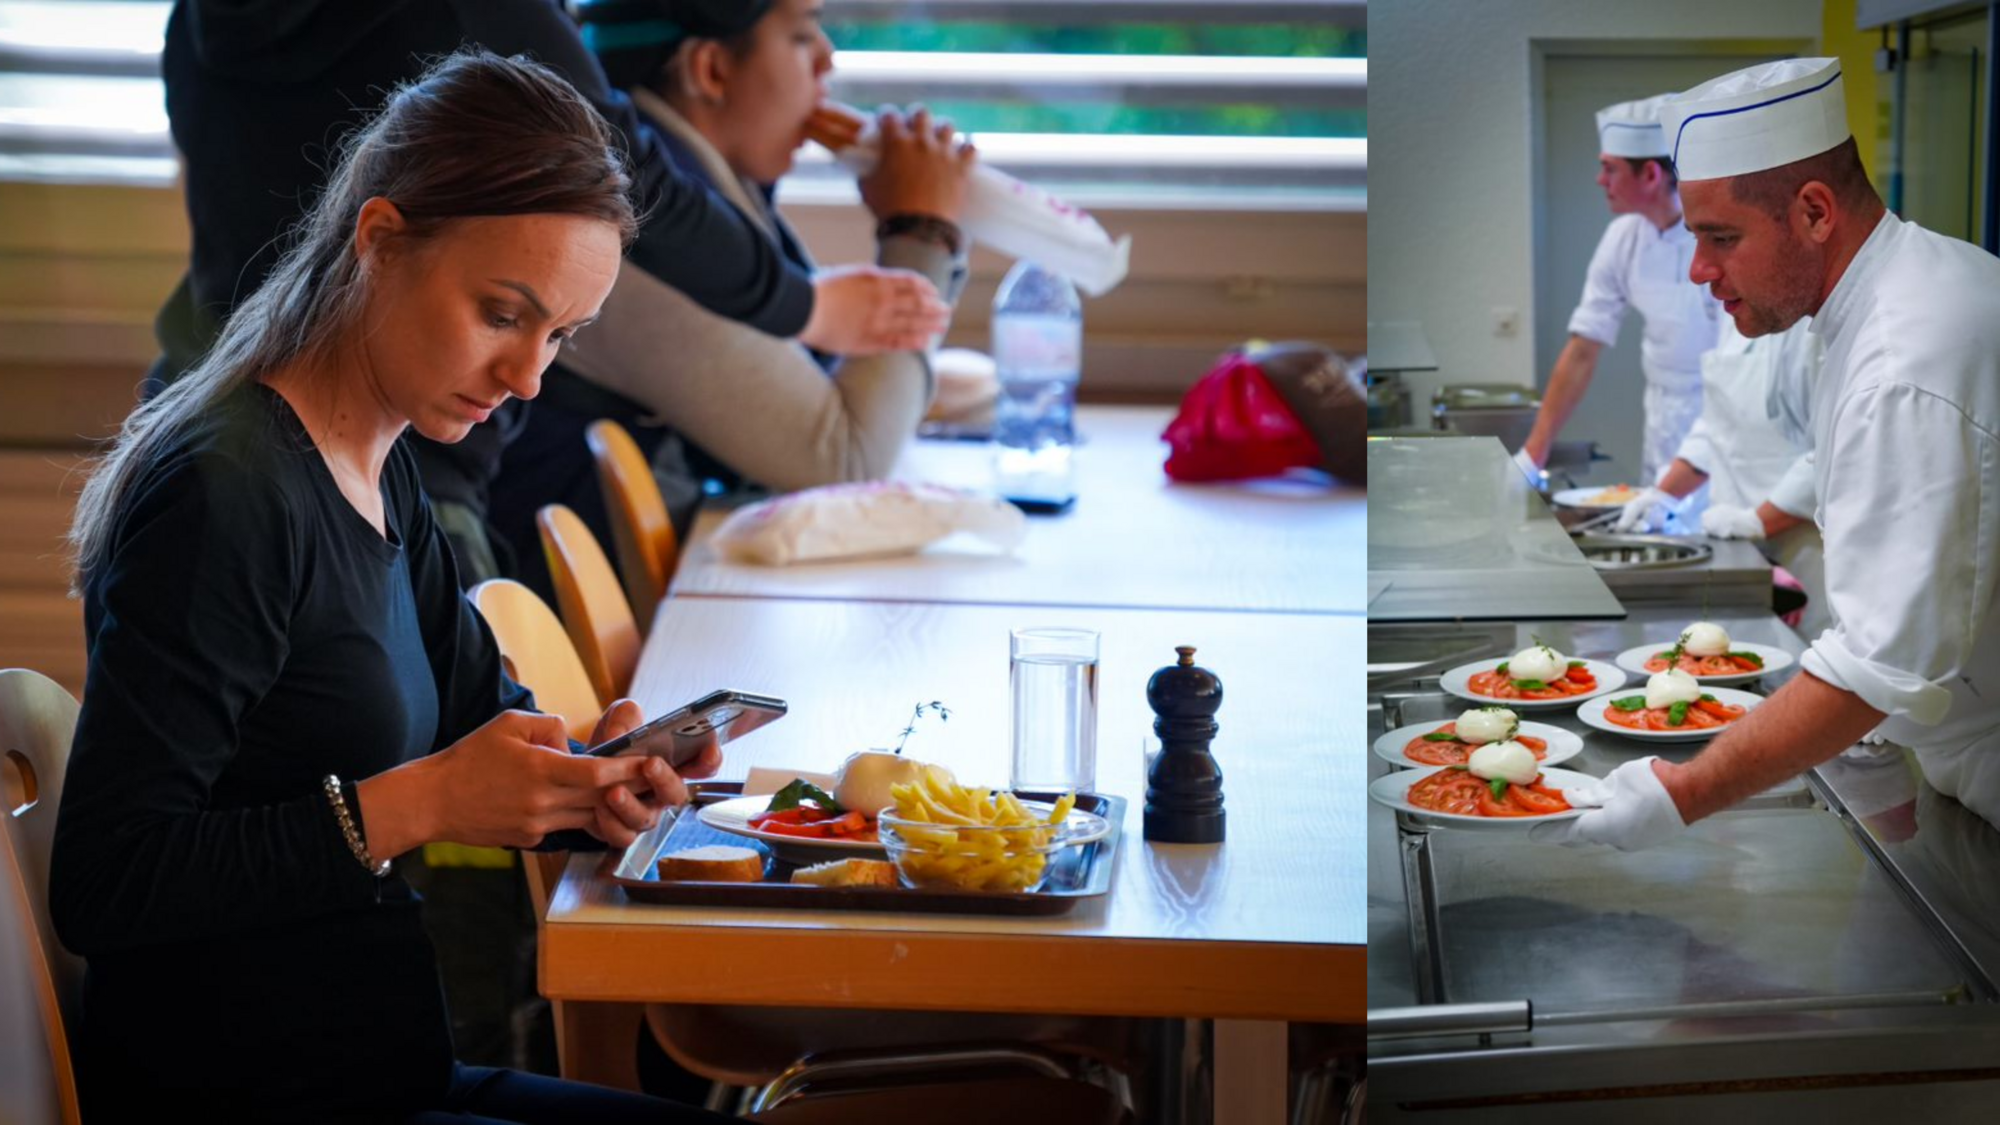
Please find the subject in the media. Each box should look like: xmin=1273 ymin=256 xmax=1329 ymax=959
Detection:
xmin=601 ymin=783 xmax=1124 ymax=916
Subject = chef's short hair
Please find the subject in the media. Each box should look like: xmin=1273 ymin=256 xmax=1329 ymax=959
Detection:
xmin=1726 ymin=137 xmax=1878 ymax=221
xmin=1623 ymin=156 xmax=1677 ymax=190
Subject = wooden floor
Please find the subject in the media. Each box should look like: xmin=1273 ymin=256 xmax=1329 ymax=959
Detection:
xmin=0 ymin=450 xmax=89 ymax=697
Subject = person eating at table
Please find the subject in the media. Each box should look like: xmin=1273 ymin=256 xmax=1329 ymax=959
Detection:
xmin=1514 ymin=93 xmax=1723 ymax=492
xmin=49 ymin=50 xmax=734 ymax=1123
xmin=1536 ymin=58 xmax=2000 ymax=850
xmin=487 ymin=0 xmax=977 ymax=592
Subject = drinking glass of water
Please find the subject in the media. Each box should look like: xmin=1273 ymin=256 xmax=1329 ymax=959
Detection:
xmin=1010 ymin=627 xmax=1100 ymax=794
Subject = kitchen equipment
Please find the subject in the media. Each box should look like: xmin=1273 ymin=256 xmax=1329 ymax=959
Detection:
xmin=1431 ymin=384 xmax=1541 ymax=451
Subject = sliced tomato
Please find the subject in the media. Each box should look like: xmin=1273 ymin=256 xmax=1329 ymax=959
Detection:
xmin=1407 ymin=770 xmax=1489 ymax=815
xmin=1696 ymin=698 xmax=1746 ymax=720
xmin=757 ymin=820 xmax=834 ymax=838
xmin=1565 ymin=666 xmax=1597 ymax=687
xmin=1517 ymin=735 xmax=1549 ymax=756
xmin=1476 ymin=785 xmax=1539 ymax=817
xmin=1509 ymin=782 xmax=1570 ymax=814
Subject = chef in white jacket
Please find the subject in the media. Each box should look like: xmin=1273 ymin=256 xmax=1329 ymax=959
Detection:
xmin=1537 ymin=57 xmax=2000 ymax=849
xmin=1614 ymin=316 xmax=1832 ymax=640
xmin=1515 ymin=94 xmax=1722 ymax=485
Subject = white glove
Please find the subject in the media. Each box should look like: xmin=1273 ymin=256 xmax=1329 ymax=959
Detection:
xmin=1613 ymin=487 xmax=1673 ymax=532
xmin=1510 ymin=447 xmax=1544 ymax=487
xmin=1701 ymin=503 xmax=1766 ymax=540
xmin=1529 ymin=757 xmax=1687 ymax=851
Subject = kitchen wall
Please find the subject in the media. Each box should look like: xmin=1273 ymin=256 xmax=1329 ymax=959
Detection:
xmin=1370 ymin=0 xmax=1826 ymax=429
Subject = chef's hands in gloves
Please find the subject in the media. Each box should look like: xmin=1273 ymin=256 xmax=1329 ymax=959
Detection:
xmin=1613 ymin=487 xmax=1674 ymax=533
xmin=1700 ymin=503 xmax=1766 ymax=540
xmin=1510 ymin=447 xmax=1544 ymax=487
xmin=1530 ymin=757 xmax=1687 ymax=851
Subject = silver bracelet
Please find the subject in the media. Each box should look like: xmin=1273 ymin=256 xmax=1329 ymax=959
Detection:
xmin=323 ymin=774 xmax=392 ymax=878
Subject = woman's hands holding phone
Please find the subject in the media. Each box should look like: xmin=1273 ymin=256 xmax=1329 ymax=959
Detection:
xmin=356 ymin=705 xmax=723 ymax=857
xmin=582 ymin=700 xmax=724 ymax=848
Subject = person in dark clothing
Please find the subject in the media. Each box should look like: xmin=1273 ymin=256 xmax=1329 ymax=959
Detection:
xmin=155 ymin=0 xmax=951 ymax=580
xmin=51 ymin=51 xmax=732 ymax=1123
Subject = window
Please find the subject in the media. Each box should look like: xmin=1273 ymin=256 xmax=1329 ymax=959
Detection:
xmin=0 ymin=0 xmax=1366 ymax=209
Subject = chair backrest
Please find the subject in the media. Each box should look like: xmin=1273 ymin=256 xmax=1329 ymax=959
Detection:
xmin=0 ymin=668 xmax=84 ymax=1125
xmin=467 ymin=580 xmax=602 ymax=744
xmin=537 ymin=505 xmax=641 ymax=706
xmin=465 ymin=582 xmax=600 ymax=915
xmin=585 ymin=419 xmax=679 ymax=633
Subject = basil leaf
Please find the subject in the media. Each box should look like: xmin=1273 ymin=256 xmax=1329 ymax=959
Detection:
xmin=1567 ymin=660 xmax=1586 ymax=669
xmin=1496 ymin=662 xmax=1509 ymax=675
xmin=1489 ymin=777 xmax=1509 ymax=800
xmin=1422 ymin=731 xmax=1464 ymax=742
xmin=1700 ymin=694 xmax=1716 ymax=702
xmin=1668 ymin=701 xmax=1690 ymax=726
xmin=1728 ymin=651 xmax=1765 ymax=667
xmin=1610 ymin=696 xmax=1647 ymax=711
xmin=767 ymin=778 xmax=843 ymax=813
xmin=1512 ymin=679 xmax=1549 ymax=691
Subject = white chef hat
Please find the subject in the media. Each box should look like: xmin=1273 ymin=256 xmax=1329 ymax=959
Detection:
xmin=1659 ymin=58 xmax=1849 ymax=182
xmin=1595 ymin=94 xmax=1673 ymax=159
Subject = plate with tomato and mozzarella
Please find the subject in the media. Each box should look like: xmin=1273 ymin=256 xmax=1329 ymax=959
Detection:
xmin=1578 ymin=673 xmax=1762 ymax=742
xmin=1440 ymin=643 xmax=1626 ymax=711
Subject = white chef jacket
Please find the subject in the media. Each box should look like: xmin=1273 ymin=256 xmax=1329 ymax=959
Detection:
xmin=1568 ymin=212 xmax=1724 ymax=482
xmin=1797 ymin=212 xmax=2000 ymax=825
xmin=1674 ymin=316 xmax=1830 ymax=638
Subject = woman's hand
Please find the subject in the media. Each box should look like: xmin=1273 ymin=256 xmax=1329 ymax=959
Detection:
xmin=360 ymin=710 xmax=663 ymax=855
xmin=858 ymin=104 xmax=975 ymax=224
xmin=581 ymin=700 xmax=727 ymax=849
xmin=800 ymin=264 xmax=949 ymax=355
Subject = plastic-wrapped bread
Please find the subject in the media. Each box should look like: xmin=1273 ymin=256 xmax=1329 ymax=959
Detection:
xmin=710 ymin=481 xmax=1026 ymax=566
xmin=806 ymin=102 xmax=1132 ymax=296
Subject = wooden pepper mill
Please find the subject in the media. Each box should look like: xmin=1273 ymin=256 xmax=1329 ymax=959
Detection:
xmin=1144 ymin=645 xmax=1226 ymax=843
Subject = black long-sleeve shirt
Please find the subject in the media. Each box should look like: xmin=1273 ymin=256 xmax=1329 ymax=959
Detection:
xmin=49 ymin=383 xmax=589 ymax=1119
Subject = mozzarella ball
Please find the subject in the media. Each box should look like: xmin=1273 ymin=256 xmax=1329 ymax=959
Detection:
xmin=1682 ymin=622 xmax=1731 ymax=657
xmin=1467 ymin=740 xmax=1539 ymax=785
xmin=1455 ymin=707 xmax=1519 ymax=744
xmin=1644 ymin=668 xmax=1702 ymax=711
xmin=1508 ymin=645 xmax=1565 ymax=682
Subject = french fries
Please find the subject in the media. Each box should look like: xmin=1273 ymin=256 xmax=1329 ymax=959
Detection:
xmin=885 ymin=767 xmax=1076 ymax=893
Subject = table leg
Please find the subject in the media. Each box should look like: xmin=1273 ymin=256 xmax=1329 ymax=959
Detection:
xmin=554 ymin=999 xmax=645 ymax=1091
xmin=1213 ymin=1019 xmax=1288 ymax=1125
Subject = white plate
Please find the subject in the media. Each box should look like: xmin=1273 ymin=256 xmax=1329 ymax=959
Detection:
xmin=1369 ymin=765 xmax=1596 ymax=830
xmin=697 ymin=795 xmax=1110 ymax=866
xmin=1372 ymin=720 xmax=1583 ymax=771
xmin=1577 ymin=685 xmax=1764 ymax=742
xmin=1439 ymin=658 xmax=1627 ymax=711
xmin=1612 ymin=641 xmax=1795 ymax=686
xmin=1552 ymin=485 xmax=1641 ymax=511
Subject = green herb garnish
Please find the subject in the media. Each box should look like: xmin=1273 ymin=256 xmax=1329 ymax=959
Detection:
xmin=1512 ymin=679 xmax=1549 ymax=691
xmin=1610 ymin=696 xmax=1647 ymax=711
xmin=1727 ymin=651 xmax=1765 ymax=668
xmin=1422 ymin=731 xmax=1464 ymax=742
xmin=1567 ymin=660 xmax=1586 ymax=669
xmin=1700 ymin=694 xmax=1716 ymax=703
xmin=1489 ymin=777 xmax=1509 ymax=800
xmin=1667 ymin=700 xmax=1690 ymax=727
xmin=891 ymin=700 xmax=951 ymax=755
xmin=767 ymin=778 xmax=843 ymax=813
xmin=1496 ymin=661 xmax=1509 ymax=675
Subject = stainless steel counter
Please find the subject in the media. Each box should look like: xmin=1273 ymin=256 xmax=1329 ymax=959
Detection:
xmin=1367 ymin=609 xmax=2000 ymax=1120
xmin=1368 ymin=436 xmax=1625 ymax=623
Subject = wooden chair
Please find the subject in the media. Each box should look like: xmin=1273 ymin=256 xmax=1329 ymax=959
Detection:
xmin=537 ymin=504 xmax=641 ymax=706
xmin=0 ymin=669 xmax=84 ymax=1125
xmin=585 ymin=420 xmax=679 ymax=632
xmin=467 ymin=579 xmax=607 ymax=910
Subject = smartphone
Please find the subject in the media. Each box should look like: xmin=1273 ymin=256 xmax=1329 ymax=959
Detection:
xmin=584 ymin=690 xmax=788 ymax=767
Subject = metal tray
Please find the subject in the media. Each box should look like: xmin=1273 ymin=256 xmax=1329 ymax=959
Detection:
xmin=602 ymin=783 xmax=1125 ymax=916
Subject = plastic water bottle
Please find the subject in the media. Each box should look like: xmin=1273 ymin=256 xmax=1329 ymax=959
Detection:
xmin=990 ymin=260 xmax=1082 ymax=498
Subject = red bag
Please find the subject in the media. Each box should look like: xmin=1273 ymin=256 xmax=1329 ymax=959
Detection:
xmin=1163 ymin=352 xmax=1326 ymax=482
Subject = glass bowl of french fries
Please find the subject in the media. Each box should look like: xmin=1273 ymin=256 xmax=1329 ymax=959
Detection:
xmin=880 ymin=772 xmax=1080 ymax=893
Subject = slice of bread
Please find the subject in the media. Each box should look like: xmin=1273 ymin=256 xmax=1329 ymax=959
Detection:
xmin=789 ymin=857 xmax=898 ymax=888
xmin=657 ymin=844 xmax=765 ymax=883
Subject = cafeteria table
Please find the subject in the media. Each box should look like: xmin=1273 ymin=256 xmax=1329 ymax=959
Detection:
xmin=538 ymin=411 xmax=1362 ymax=1124
xmin=666 ymin=407 xmax=1363 ymax=615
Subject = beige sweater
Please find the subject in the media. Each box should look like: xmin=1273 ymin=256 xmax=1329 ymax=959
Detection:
xmin=558 ymin=91 xmax=968 ymax=495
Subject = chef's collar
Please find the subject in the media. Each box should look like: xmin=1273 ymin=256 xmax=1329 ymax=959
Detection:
xmin=1810 ymin=210 xmax=1902 ymax=346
